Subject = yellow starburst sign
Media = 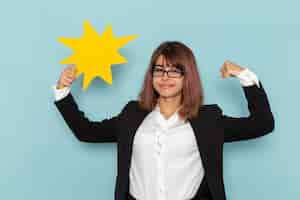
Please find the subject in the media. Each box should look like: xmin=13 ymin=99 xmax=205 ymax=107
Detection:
xmin=57 ymin=20 xmax=138 ymax=90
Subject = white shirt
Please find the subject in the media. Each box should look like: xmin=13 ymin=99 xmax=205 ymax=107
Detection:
xmin=52 ymin=68 xmax=259 ymax=200
xmin=129 ymin=103 xmax=203 ymax=200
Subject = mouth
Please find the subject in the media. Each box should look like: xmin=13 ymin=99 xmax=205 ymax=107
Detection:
xmin=159 ymin=84 xmax=175 ymax=89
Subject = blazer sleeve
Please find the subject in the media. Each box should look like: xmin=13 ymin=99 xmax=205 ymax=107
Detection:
xmin=54 ymin=92 xmax=131 ymax=143
xmin=216 ymin=80 xmax=275 ymax=142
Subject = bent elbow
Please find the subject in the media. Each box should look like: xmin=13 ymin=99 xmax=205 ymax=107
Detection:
xmin=266 ymin=114 xmax=275 ymax=133
xmin=259 ymin=114 xmax=275 ymax=136
xmin=70 ymin=126 xmax=94 ymax=143
xmin=72 ymin=130 xmax=90 ymax=142
xmin=72 ymin=133 xmax=100 ymax=143
xmin=73 ymin=133 xmax=89 ymax=142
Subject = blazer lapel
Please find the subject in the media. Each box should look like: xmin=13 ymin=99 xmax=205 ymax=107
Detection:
xmin=188 ymin=112 xmax=213 ymax=170
xmin=122 ymin=106 xmax=150 ymax=179
xmin=188 ymin=110 xmax=223 ymax=200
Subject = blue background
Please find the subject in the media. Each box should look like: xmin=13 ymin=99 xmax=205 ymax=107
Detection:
xmin=0 ymin=0 xmax=299 ymax=199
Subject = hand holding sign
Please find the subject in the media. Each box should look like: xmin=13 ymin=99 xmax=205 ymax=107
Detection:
xmin=56 ymin=64 xmax=77 ymax=89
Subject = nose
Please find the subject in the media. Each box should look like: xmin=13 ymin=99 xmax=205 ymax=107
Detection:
xmin=162 ymin=71 xmax=169 ymax=80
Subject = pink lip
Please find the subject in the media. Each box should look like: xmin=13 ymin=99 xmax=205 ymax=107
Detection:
xmin=159 ymin=84 xmax=174 ymax=88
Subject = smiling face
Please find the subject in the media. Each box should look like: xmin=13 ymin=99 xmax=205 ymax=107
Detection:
xmin=152 ymin=55 xmax=185 ymax=100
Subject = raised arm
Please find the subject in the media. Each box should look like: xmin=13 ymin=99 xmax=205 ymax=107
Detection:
xmin=54 ymin=92 xmax=131 ymax=143
xmin=53 ymin=64 xmax=131 ymax=143
xmin=216 ymin=80 xmax=275 ymax=142
xmin=217 ymin=60 xmax=275 ymax=142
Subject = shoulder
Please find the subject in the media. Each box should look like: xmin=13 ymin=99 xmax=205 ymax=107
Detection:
xmin=125 ymin=101 xmax=222 ymax=115
xmin=201 ymin=104 xmax=218 ymax=109
xmin=121 ymin=100 xmax=140 ymax=112
xmin=125 ymin=101 xmax=221 ymax=110
xmin=123 ymin=100 xmax=223 ymax=116
xmin=200 ymin=104 xmax=220 ymax=111
xmin=127 ymin=100 xmax=139 ymax=107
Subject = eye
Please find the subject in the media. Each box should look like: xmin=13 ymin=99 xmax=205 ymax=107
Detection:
xmin=173 ymin=69 xmax=181 ymax=72
xmin=175 ymin=64 xmax=185 ymax=71
xmin=169 ymin=69 xmax=182 ymax=74
xmin=153 ymin=68 xmax=164 ymax=72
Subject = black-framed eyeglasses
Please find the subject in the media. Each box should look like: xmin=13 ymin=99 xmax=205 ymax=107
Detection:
xmin=152 ymin=64 xmax=185 ymax=78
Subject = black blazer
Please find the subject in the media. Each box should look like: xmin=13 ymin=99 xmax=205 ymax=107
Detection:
xmin=54 ymin=80 xmax=275 ymax=200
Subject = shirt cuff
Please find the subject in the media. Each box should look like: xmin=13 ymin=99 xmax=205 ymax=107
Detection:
xmin=52 ymin=84 xmax=71 ymax=101
xmin=236 ymin=68 xmax=260 ymax=88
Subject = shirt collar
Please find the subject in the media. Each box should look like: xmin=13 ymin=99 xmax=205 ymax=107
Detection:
xmin=154 ymin=103 xmax=184 ymax=130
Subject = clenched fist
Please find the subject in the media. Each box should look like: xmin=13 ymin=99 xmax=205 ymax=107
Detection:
xmin=56 ymin=64 xmax=77 ymax=89
xmin=220 ymin=60 xmax=245 ymax=79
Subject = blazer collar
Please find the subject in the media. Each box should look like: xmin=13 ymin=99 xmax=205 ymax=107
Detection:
xmin=127 ymin=101 xmax=213 ymax=148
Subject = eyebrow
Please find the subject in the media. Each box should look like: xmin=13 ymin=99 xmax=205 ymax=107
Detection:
xmin=153 ymin=64 xmax=165 ymax=68
xmin=153 ymin=64 xmax=180 ymax=70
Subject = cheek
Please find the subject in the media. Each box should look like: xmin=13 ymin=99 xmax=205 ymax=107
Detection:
xmin=153 ymin=78 xmax=161 ymax=85
xmin=152 ymin=79 xmax=156 ymax=86
xmin=175 ymin=80 xmax=184 ymax=89
xmin=152 ymin=79 xmax=159 ymax=90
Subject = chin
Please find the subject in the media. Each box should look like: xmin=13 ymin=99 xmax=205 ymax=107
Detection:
xmin=158 ymin=91 xmax=180 ymax=98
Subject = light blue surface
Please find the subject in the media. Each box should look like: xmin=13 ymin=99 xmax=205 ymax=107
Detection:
xmin=0 ymin=0 xmax=299 ymax=199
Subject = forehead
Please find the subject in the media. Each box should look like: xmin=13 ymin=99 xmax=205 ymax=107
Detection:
xmin=154 ymin=55 xmax=175 ymax=68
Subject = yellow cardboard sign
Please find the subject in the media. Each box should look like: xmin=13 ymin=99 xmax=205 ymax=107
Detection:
xmin=58 ymin=20 xmax=138 ymax=90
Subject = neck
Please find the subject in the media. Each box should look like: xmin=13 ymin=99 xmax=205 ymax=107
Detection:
xmin=157 ymin=94 xmax=182 ymax=119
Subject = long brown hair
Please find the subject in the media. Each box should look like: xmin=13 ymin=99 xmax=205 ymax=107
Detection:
xmin=137 ymin=41 xmax=204 ymax=121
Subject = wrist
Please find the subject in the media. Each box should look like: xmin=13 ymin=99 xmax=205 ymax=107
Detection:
xmin=56 ymin=83 xmax=65 ymax=89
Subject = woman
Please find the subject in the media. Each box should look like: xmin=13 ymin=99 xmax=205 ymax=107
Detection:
xmin=52 ymin=41 xmax=275 ymax=200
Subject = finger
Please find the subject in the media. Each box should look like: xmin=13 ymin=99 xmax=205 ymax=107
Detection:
xmin=63 ymin=77 xmax=73 ymax=83
xmin=65 ymin=75 xmax=74 ymax=81
xmin=224 ymin=70 xmax=231 ymax=78
xmin=71 ymin=67 xmax=77 ymax=75
xmin=67 ymin=68 xmax=77 ymax=77
xmin=221 ymin=66 xmax=231 ymax=78
xmin=65 ymin=71 xmax=75 ymax=77
xmin=65 ymin=65 xmax=75 ymax=73
xmin=66 ymin=68 xmax=74 ymax=74
xmin=225 ymin=60 xmax=232 ymax=65
xmin=223 ymin=61 xmax=233 ymax=78
xmin=71 ymin=67 xmax=77 ymax=76
xmin=220 ymin=67 xmax=225 ymax=78
xmin=65 ymin=70 xmax=76 ymax=77
xmin=62 ymin=80 xmax=71 ymax=86
xmin=61 ymin=81 xmax=70 ymax=87
xmin=221 ymin=63 xmax=226 ymax=72
xmin=60 ymin=80 xmax=68 ymax=86
xmin=70 ymin=65 xmax=76 ymax=72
